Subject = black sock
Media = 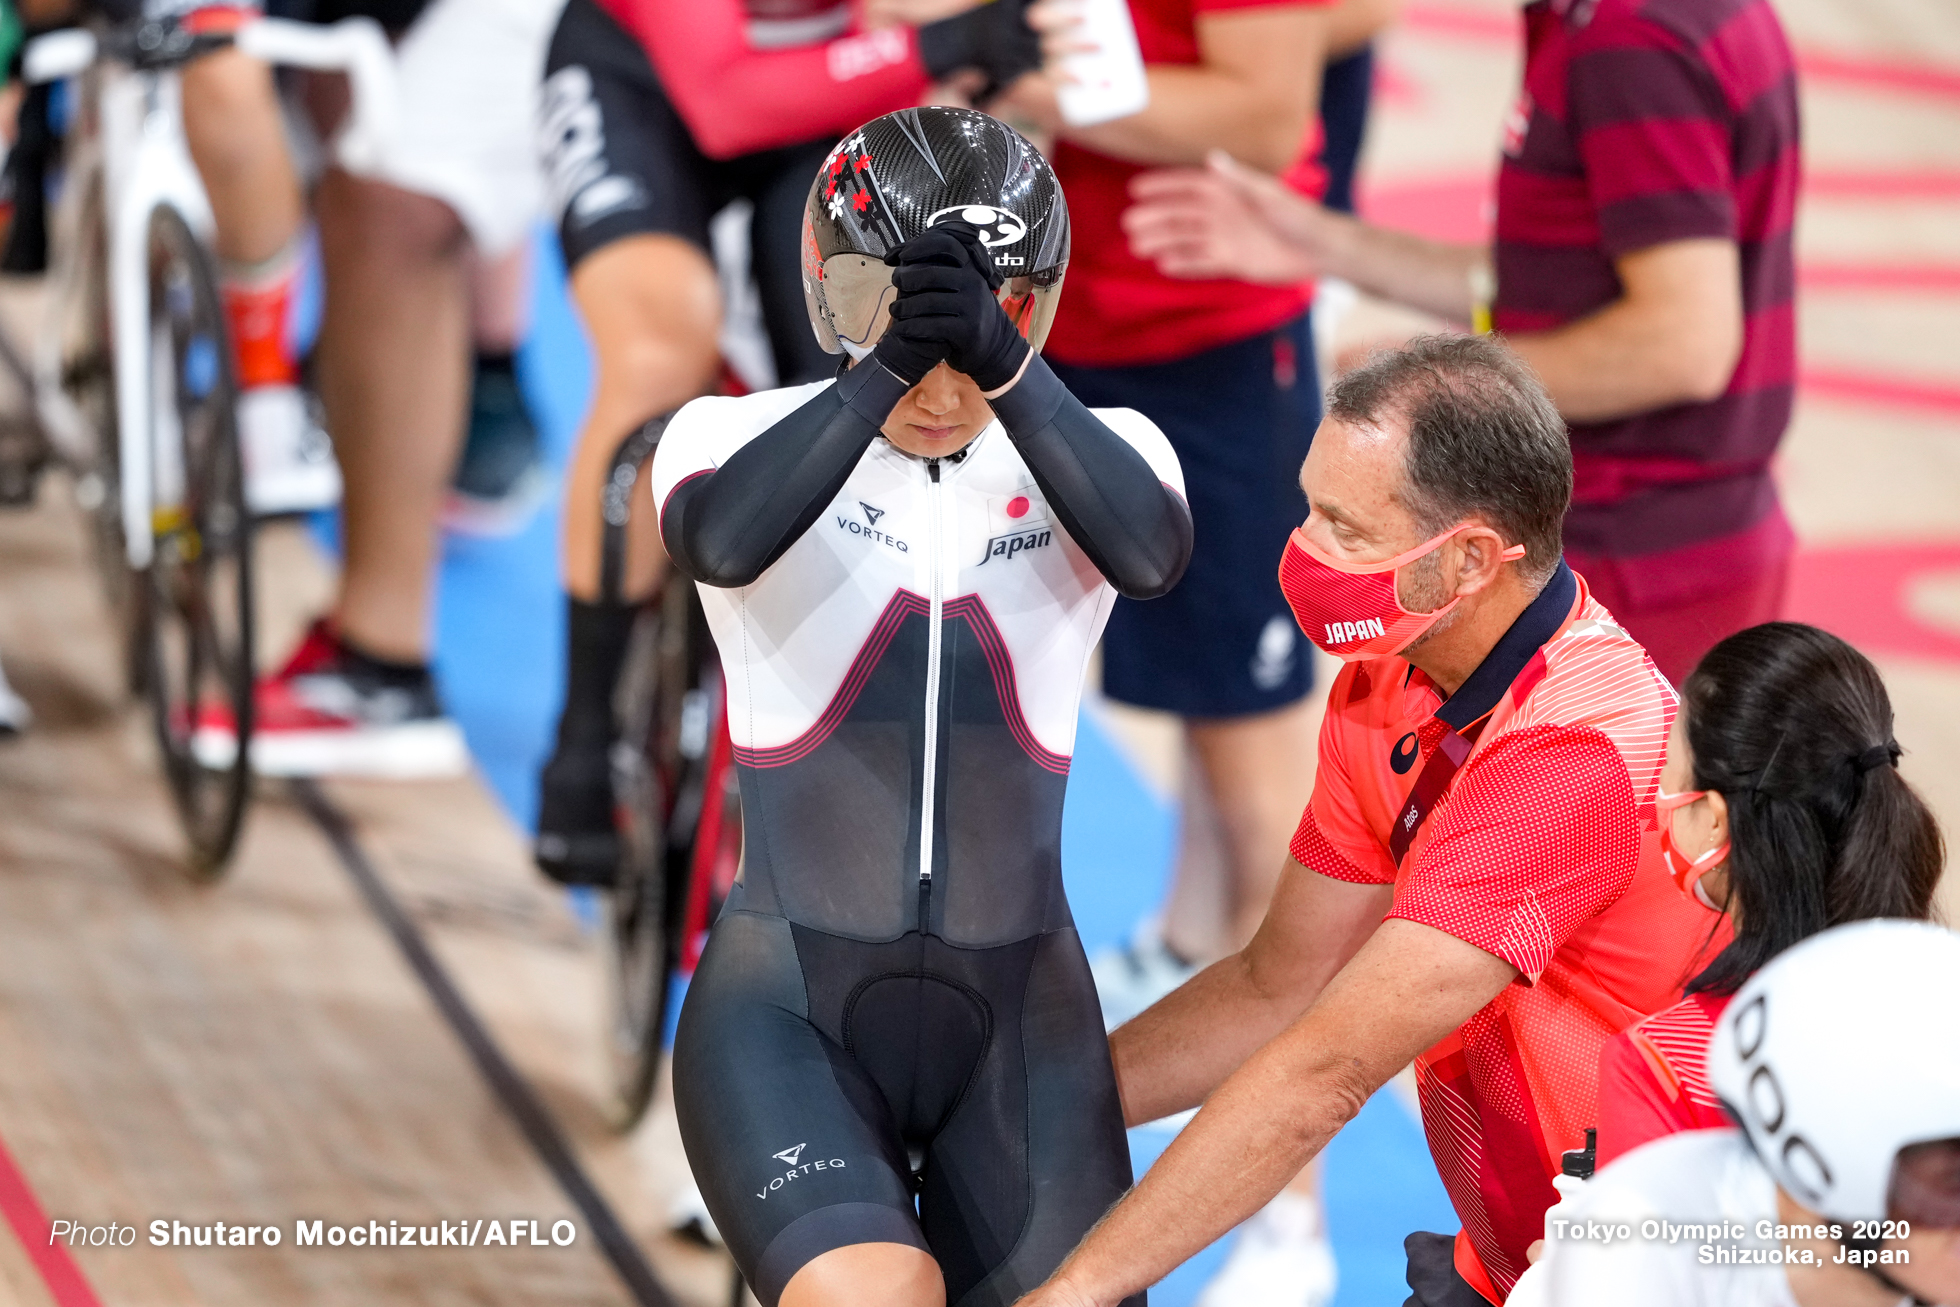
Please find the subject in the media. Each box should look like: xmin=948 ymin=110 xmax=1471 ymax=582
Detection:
xmin=334 ymin=634 xmax=433 ymax=689
xmin=556 ymin=597 xmax=639 ymax=751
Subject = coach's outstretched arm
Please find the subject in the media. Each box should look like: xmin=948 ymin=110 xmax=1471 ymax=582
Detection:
xmin=1015 ymin=912 xmax=1518 ymax=1307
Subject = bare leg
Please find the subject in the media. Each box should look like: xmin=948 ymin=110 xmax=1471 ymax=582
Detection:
xmin=562 ymin=233 xmax=721 ymax=601
xmin=468 ymin=242 xmax=532 ymax=355
xmin=1158 ymin=741 xmax=1232 ymax=958
xmin=780 ymin=1243 xmax=945 ymax=1307
xmin=181 ymin=49 xmax=302 ymax=266
xmin=1161 ymin=696 xmax=1321 ymax=962
xmin=313 ymin=170 xmax=470 ymax=662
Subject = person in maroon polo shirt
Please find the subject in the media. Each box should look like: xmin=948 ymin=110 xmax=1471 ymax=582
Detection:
xmin=1119 ymin=0 xmax=1802 ymax=687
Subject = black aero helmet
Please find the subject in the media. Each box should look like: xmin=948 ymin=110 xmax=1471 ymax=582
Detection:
xmin=802 ymin=106 xmax=1069 ymax=359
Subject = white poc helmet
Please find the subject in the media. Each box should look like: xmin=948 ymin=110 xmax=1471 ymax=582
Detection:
xmin=1708 ymin=919 xmax=1960 ymax=1222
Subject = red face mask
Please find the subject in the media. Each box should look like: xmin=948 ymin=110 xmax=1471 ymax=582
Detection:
xmin=1656 ymin=786 xmax=1729 ymax=912
xmin=1278 ymin=525 xmax=1525 ymax=662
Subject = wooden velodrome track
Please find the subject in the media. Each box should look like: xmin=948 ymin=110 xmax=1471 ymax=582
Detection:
xmin=1 ymin=0 xmax=1956 ymax=1302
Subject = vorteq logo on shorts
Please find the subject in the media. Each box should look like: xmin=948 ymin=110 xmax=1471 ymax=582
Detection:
xmin=757 ymin=1143 xmax=848 ymax=1200
xmin=1325 ymin=619 xmax=1386 ymax=645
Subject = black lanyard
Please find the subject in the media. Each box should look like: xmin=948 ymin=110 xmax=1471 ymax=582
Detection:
xmin=1387 ymin=562 xmax=1577 ymax=868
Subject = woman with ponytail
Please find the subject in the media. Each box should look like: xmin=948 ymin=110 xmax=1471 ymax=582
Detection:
xmin=1592 ymin=621 xmax=1945 ymax=1166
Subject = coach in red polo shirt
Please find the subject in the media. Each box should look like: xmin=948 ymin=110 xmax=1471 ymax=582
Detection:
xmin=1121 ymin=0 xmax=1802 ymax=687
xmin=1013 ymin=337 xmax=1718 ymax=1307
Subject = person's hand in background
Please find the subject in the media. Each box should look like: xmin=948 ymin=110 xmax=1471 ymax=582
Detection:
xmin=920 ymin=68 xmax=990 ymax=109
xmin=912 ymin=0 xmax=1044 ymax=100
xmin=1123 ymin=149 xmax=1332 ymax=284
xmin=984 ymin=0 xmax=1093 ymax=133
xmin=1000 ymin=2 xmax=1325 ymax=173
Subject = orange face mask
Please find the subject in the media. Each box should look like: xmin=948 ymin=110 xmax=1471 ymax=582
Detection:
xmin=1656 ymin=786 xmax=1729 ymax=912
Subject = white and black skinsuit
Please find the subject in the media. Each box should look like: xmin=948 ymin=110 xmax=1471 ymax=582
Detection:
xmin=652 ymin=353 xmax=1190 ymax=1306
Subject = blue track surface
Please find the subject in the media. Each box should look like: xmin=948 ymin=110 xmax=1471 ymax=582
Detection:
xmin=403 ymin=231 xmax=1455 ymax=1306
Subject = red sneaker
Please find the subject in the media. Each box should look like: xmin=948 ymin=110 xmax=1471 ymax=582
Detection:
xmin=194 ymin=620 xmax=469 ymax=778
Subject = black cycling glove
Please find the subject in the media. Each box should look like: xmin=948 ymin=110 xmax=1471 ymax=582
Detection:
xmin=881 ymin=224 xmax=1031 ymax=392
xmin=917 ymin=0 xmax=1040 ymax=95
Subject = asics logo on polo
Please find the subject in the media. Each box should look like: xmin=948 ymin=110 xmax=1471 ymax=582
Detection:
xmin=1326 ymin=619 xmax=1386 ymax=645
xmin=927 ymin=204 xmax=1027 ymax=249
xmin=1390 ymin=732 xmax=1419 ymax=775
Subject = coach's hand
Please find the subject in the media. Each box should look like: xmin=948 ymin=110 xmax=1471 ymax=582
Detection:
xmin=882 ymin=223 xmax=1031 ymax=393
xmin=1011 ymin=1274 xmax=1104 ymax=1307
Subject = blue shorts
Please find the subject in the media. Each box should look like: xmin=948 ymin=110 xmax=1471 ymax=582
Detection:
xmin=1048 ymin=314 xmax=1320 ymax=719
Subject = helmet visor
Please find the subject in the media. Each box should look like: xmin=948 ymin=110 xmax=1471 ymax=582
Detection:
xmin=819 ymin=253 xmax=1066 ymax=361
xmin=1891 ymin=1138 xmax=1960 ymax=1228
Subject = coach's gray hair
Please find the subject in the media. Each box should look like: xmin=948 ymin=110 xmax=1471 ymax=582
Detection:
xmin=1325 ymin=334 xmax=1570 ymax=588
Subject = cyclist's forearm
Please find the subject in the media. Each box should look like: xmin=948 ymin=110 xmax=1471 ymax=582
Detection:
xmin=1110 ymin=950 xmax=1295 ymax=1125
xmin=661 ymin=367 xmax=902 ymax=588
xmin=989 ymin=356 xmax=1193 ymax=599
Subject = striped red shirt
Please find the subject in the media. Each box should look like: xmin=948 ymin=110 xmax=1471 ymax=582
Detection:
xmin=1291 ymin=575 xmax=1718 ymax=1297
xmin=1493 ymin=0 xmax=1800 ymax=557
xmin=1595 ymin=990 xmax=1735 ymax=1167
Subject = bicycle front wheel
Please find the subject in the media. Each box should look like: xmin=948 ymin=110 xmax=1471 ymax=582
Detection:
xmin=137 ymin=205 xmax=255 ymax=879
xmin=603 ymin=579 xmax=729 ymax=1129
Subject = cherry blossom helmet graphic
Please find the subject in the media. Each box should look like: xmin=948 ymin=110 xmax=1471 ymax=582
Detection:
xmin=1707 ymin=919 xmax=1960 ymax=1226
xmin=802 ymin=106 xmax=1070 ymax=361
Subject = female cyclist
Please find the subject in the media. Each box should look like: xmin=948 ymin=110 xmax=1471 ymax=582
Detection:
xmin=652 ymin=107 xmax=1191 ymax=1307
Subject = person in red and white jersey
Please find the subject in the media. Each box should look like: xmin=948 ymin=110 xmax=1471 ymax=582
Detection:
xmin=1590 ymin=621 xmax=1942 ymax=1170
xmin=1013 ymin=335 xmax=1719 ymax=1307
xmin=530 ymin=0 xmax=1042 ymax=882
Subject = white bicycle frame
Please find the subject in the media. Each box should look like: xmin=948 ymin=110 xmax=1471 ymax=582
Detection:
xmin=23 ymin=15 xmax=396 ymax=570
